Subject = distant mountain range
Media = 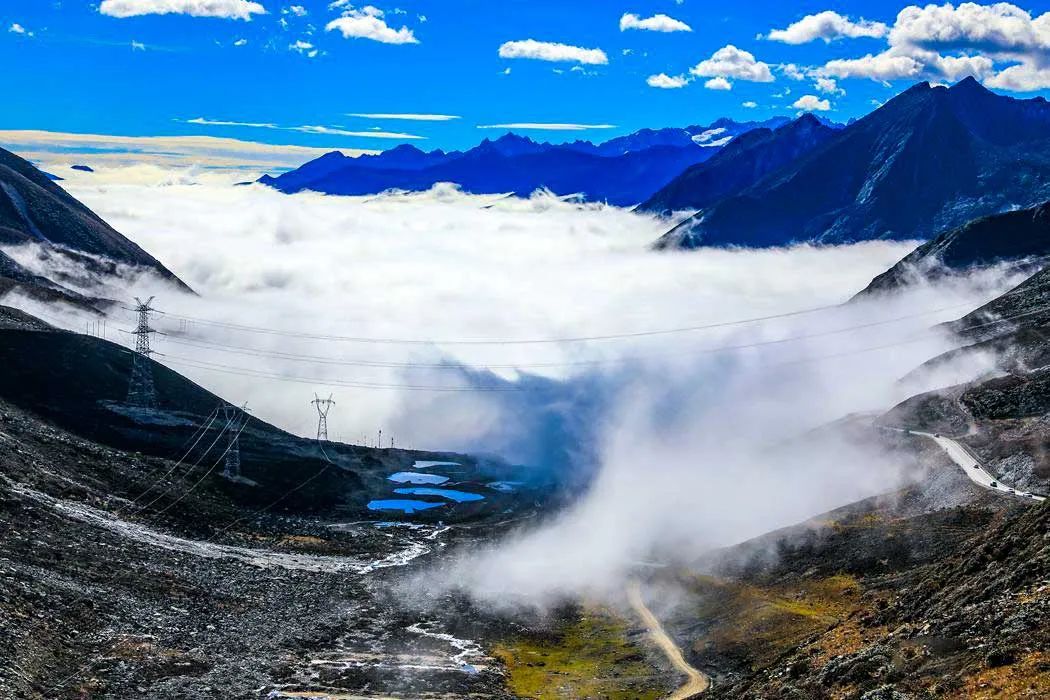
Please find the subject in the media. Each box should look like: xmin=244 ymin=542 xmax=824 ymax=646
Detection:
xmin=657 ymin=77 xmax=1050 ymax=250
xmin=0 ymin=145 xmax=190 ymax=303
xmin=257 ymin=118 xmax=795 ymax=206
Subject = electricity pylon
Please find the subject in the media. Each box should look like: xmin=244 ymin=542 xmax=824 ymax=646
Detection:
xmin=222 ymin=403 xmax=247 ymax=479
xmin=311 ymin=394 xmax=335 ymax=441
xmin=126 ymin=296 xmax=157 ymax=409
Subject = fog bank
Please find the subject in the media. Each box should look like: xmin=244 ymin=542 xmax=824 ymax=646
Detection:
xmin=3 ymin=166 xmax=1026 ymax=604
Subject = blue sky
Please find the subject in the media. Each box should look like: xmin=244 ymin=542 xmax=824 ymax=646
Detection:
xmin=4 ymin=1 xmax=1050 ymax=155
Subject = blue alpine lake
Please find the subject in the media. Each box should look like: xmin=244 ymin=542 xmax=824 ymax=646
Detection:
xmin=393 ymin=488 xmax=485 ymax=503
xmin=367 ymin=499 xmax=446 ymax=514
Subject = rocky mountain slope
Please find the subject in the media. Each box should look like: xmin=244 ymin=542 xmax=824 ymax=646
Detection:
xmin=0 ymin=145 xmax=189 ymax=292
xmin=858 ymin=200 xmax=1050 ymax=297
xmin=657 ymin=77 xmax=1050 ymax=250
xmin=674 ymin=488 xmax=1048 ymax=699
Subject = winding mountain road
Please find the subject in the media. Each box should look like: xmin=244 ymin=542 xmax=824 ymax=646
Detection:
xmin=627 ymin=581 xmax=710 ymax=699
xmin=883 ymin=427 xmax=1046 ymax=502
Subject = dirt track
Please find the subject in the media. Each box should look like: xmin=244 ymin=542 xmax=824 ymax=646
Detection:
xmin=628 ymin=580 xmax=710 ymax=699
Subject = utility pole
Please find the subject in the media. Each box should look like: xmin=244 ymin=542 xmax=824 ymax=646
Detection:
xmin=311 ymin=394 xmax=335 ymax=441
xmin=126 ymin=296 xmax=157 ymax=409
xmin=222 ymin=403 xmax=247 ymax=479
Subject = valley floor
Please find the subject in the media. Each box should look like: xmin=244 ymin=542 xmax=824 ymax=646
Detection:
xmin=0 ymin=398 xmax=679 ymax=699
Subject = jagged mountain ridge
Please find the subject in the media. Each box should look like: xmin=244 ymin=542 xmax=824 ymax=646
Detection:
xmin=642 ymin=114 xmax=839 ymax=216
xmin=257 ymin=119 xmax=797 ymax=205
xmin=657 ymin=77 xmax=1050 ymax=250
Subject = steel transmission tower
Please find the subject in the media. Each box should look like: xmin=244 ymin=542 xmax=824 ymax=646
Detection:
xmin=222 ymin=404 xmax=246 ymax=479
xmin=126 ymin=296 xmax=157 ymax=409
xmin=311 ymin=394 xmax=335 ymax=441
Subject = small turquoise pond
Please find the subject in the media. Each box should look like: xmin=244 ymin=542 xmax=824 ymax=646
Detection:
xmin=367 ymin=499 xmax=446 ymax=514
xmin=388 ymin=472 xmax=450 ymax=485
xmin=393 ymin=488 xmax=485 ymax=503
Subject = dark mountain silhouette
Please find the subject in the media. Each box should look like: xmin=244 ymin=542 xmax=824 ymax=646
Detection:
xmin=857 ymin=200 xmax=1050 ymax=296
xmin=657 ymin=78 xmax=1050 ymax=250
xmin=258 ymin=119 xmax=798 ymax=206
xmin=641 ymin=115 xmax=838 ymax=216
xmin=0 ymin=146 xmax=189 ymax=292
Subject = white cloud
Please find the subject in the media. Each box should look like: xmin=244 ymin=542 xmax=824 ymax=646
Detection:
xmin=99 ymin=0 xmax=266 ymax=21
xmin=704 ymin=76 xmax=732 ymax=90
xmin=742 ymin=100 xmax=758 ymax=108
xmin=822 ymin=52 xmax=923 ymax=81
xmin=923 ymin=51 xmax=995 ymax=81
xmin=8 ymin=23 xmax=32 ymax=36
xmin=779 ymin=62 xmax=808 ymax=80
xmin=326 ymin=6 xmax=419 ymax=44
xmin=646 ymin=73 xmax=690 ymax=88
xmin=347 ymin=113 xmax=460 ymax=121
xmin=0 ymin=129 xmax=378 ymax=174
xmin=184 ymin=117 xmax=423 ymax=139
xmin=793 ymin=94 xmax=831 ymax=111
xmin=131 ymin=40 xmax=147 ymax=50
xmin=186 ymin=117 xmax=279 ymax=128
xmin=619 ymin=13 xmax=692 ymax=33
xmin=498 ymin=39 xmax=608 ymax=65
xmin=985 ymin=61 xmax=1050 ymax=90
xmin=690 ymin=44 xmax=775 ymax=82
xmin=814 ymin=76 xmax=845 ymax=95
xmin=767 ymin=11 xmax=888 ymax=44
xmin=289 ymin=39 xmax=318 ymax=57
xmin=476 ymin=123 xmax=616 ymax=131
xmin=233 ymin=37 xmax=248 ymax=46
xmin=888 ymin=2 xmax=1050 ymax=56
xmin=284 ymin=4 xmax=307 ymax=16
xmin=813 ymin=3 xmax=1050 ymax=91
xmin=292 ymin=124 xmax=423 ymax=139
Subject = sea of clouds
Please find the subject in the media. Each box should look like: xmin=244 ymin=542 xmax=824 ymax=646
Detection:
xmin=5 ymin=164 xmax=1026 ymax=605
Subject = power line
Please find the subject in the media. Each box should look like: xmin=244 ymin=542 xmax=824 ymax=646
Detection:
xmin=133 ymin=410 xmax=240 ymax=514
xmin=208 ymin=441 xmax=339 ymax=539
xmin=155 ymin=303 xmax=1050 ymax=392
xmin=148 ymin=416 xmax=251 ymax=519
xmin=153 ymin=301 xmax=978 ymax=371
xmin=136 ymin=253 xmax=1050 ymax=347
xmin=148 ymin=301 xmax=849 ymax=346
xmin=161 ymin=355 xmax=528 ymax=392
xmin=120 ymin=406 xmax=220 ymax=514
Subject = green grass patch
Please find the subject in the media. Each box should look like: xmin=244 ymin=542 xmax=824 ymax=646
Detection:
xmin=494 ymin=609 xmax=666 ymax=700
